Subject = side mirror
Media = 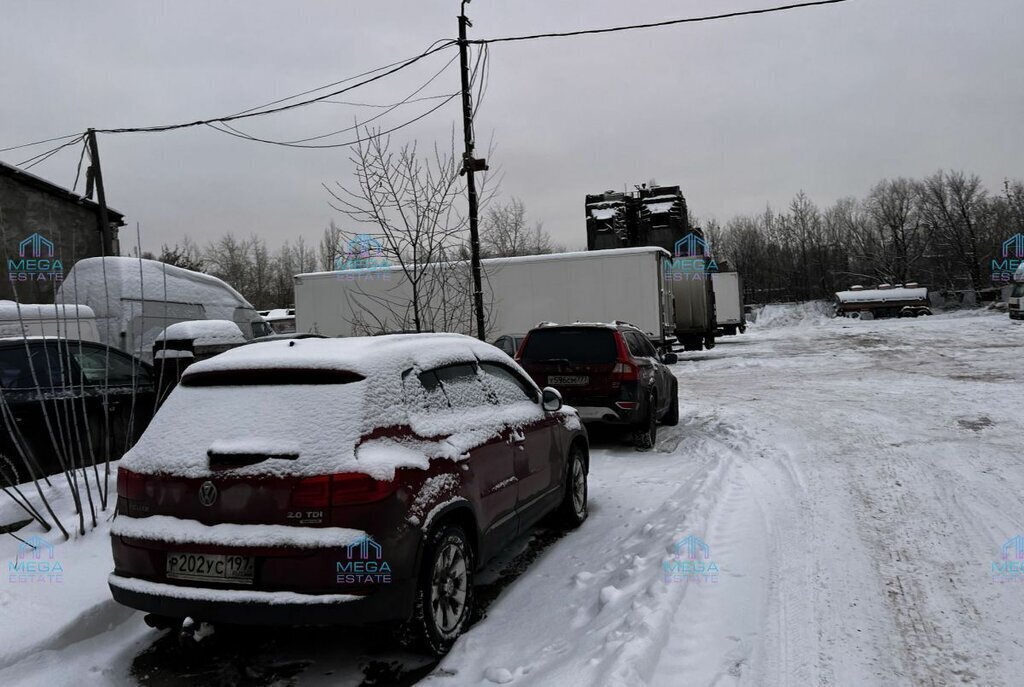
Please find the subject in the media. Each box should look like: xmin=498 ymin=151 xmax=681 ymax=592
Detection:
xmin=662 ymin=352 xmax=678 ymax=365
xmin=541 ymin=386 xmax=563 ymax=412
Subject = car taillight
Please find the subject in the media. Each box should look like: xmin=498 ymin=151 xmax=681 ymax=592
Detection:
xmin=331 ymin=473 xmax=397 ymax=505
xmin=116 ymin=468 xmax=146 ymax=500
xmin=291 ymin=473 xmax=396 ymax=509
xmin=291 ymin=475 xmax=331 ymax=509
xmin=611 ymin=333 xmax=639 ymax=385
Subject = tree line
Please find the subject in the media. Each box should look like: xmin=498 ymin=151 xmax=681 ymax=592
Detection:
xmin=704 ymin=171 xmax=1024 ymax=303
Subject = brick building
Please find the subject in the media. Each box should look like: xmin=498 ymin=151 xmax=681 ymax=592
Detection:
xmin=0 ymin=161 xmax=124 ymax=302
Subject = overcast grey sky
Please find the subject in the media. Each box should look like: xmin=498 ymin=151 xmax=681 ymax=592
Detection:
xmin=2 ymin=0 xmax=1022 ymax=254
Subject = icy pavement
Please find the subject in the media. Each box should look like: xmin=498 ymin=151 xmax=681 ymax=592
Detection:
xmin=2 ymin=310 xmax=1022 ymax=686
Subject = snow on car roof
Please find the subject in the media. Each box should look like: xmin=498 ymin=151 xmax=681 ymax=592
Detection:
xmin=124 ymin=333 xmax=547 ymax=480
xmin=156 ymin=319 xmax=246 ymax=345
xmin=182 ymin=332 xmax=514 ymax=380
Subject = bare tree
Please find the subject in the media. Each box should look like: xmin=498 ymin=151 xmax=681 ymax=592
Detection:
xmin=917 ymin=170 xmax=991 ymax=290
xmin=324 ymin=128 xmax=496 ymax=333
xmin=481 ymin=197 xmax=555 ymax=257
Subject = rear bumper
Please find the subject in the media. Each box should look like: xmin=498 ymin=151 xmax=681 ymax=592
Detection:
xmin=573 ymin=405 xmax=642 ymax=425
xmin=109 ymin=573 xmax=417 ymax=626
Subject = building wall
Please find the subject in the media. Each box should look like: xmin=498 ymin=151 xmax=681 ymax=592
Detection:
xmin=0 ymin=175 xmax=109 ymax=303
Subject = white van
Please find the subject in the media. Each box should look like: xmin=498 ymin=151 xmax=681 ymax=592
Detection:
xmin=0 ymin=301 xmax=101 ymax=341
xmin=56 ymin=257 xmax=270 ymax=361
xmin=1010 ymin=263 xmax=1024 ymax=321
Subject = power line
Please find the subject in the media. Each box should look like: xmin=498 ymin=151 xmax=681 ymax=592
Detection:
xmin=0 ymin=132 xmax=83 ymax=154
xmin=93 ymin=40 xmax=458 ymax=135
xmin=15 ymin=134 xmax=87 ymax=171
xmin=207 ymin=91 xmax=461 ymax=150
xmin=468 ymin=0 xmax=854 ymax=45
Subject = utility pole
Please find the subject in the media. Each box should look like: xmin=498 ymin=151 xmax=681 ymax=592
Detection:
xmin=458 ymin=0 xmax=488 ymax=340
xmin=86 ymin=129 xmax=113 ymax=257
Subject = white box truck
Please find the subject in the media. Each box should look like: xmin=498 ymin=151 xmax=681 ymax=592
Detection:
xmin=711 ymin=272 xmax=745 ymax=336
xmin=56 ymin=257 xmax=270 ymax=361
xmin=294 ymin=246 xmax=675 ymax=346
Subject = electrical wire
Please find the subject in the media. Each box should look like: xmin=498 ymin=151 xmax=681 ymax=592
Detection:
xmin=94 ymin=40 xmax=458 ymax=135
xmin=206 ymin=91 xmax=461 ymax=149
xmin=262 ymin=51 xmax=459 ymax=146
xmin=15 ymin=134 xmax=87 ymax=171
xmin=320 ymin=93 xmax=457 ymax=109
xmin=468 ymin=0 xmax=854 ymax=44
xmin=71 ymin=137 xmax=89 ymax=193
xmin=0 ymin=132 xmax=83 ymax=154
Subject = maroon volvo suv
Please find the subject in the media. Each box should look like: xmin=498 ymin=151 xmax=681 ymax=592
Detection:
xmin=109 ymin=334 xmax=588 ymax=655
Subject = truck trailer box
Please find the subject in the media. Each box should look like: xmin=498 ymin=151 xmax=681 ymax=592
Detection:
xmin=711 ymin=271 xmax=745 ymax=335
xmin=294 ymin=246 xmax=675 ymax=345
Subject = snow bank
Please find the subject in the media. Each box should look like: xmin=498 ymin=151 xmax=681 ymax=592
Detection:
xmin=155 ymin=319 xmax=246 ymax=346
xmin=751 ymin=301 xmax=833 ymax=329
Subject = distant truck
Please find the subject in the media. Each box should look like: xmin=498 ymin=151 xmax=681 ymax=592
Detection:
xmin=586 ymin=185 xmax=716 ymax=350
xmin=1010 ymin=264 xmax=1024 ymax=320
xmin=294 ymin=247 xmax=676 ymax=347
xmin=834 ymin=283 xmax=932 ymax=319
xmin=56 ymin=257 xmax=270 ymax=361
xmin=711 ymin=272 xmax=745 ymax=336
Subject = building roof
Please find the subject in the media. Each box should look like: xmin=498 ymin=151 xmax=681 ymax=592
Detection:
xmin=0 ymin=160 xmax=125 ymax=223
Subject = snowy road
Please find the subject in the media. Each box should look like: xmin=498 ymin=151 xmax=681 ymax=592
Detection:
xmin=3 ymin=309 xmax=1022 ymax=686
xmin=430 ymin=310 xmax=1024 ymax=686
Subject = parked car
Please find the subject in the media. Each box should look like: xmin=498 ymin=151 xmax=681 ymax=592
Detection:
xmin=491 ymin=333 xmax=525 ymax=357
xmin=108 ymin=333 xmax=588 ymax=655
xmin=516 ymin=322 xmax=678 ymax=449
xmin=0 ymin=338 xmax=156 ymax=476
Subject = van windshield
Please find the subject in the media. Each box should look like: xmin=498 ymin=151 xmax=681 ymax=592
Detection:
xmin=520 ymin=328 xmax=618 ymax=364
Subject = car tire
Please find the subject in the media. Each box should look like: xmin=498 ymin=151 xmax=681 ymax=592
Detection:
xmin=408 ymin=524 xmax=474 ymax=656
xmin=661 ymin=384 xmax=679 ymax=426
xmin=633 ymin=395 xmax=657 ymax=450
xmin=554 ymin=444 xmax=588 ymax=529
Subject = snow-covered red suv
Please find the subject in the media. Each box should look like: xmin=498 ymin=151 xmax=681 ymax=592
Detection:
xmin=109 ymin=334 xmax=588 ymax=655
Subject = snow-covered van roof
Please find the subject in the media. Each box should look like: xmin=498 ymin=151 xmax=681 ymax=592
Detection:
xmin=56 ymin=257 xmax=251 ymax=316
xmin=156 ymin=319 xmax=246 ymax=346
xmin=124 ymin=333 xmax=547 ymax=481
xmin=835 ymin=287 xmax=928 ymax=304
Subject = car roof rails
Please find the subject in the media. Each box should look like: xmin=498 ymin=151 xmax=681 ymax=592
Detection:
xmin=535 ymin=321 xmax=560 ymax=328
xmin=612 ymin=320 xmax=639 ymax=329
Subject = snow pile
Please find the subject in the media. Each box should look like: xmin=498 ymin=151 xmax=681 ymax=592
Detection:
xmin=156 ymin=319 xmax=246 ymax=346
xmin=751 ymin=301 xmax=833 ymax=329
xmin=835 ymin=287 xmax=928 ymax=303
xmin=0 ymin=301 xmax=96 ymax=320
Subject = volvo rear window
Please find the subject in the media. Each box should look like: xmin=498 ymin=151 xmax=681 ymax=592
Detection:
xmin=520 ymin=328 xmax=618 ymax=364
xmin=181 ymin=368 xmax=364 ymax=386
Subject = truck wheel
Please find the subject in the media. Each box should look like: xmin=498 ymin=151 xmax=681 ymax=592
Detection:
xmin=633 ymin=395 xmax=658 ymax=450
xmin=554 ymin=445 xmax=588 ymax=528
xmin=661 ymin=383 xmax=679 ymax=426
xmin=408 ymin=525 xmax=474 ymax=656
xmin=682 ymin=337 xmax=700 ymax=351
xmin=738 ymin=324 xmax=746 ymax=334
xmin=703 ymin=334 xmax=716 ymax=350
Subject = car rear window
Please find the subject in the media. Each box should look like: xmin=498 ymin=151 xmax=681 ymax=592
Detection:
xmin=519 ymin=328 xmax=618 ymax=364
xmin=181 ymin=368 xmax=365 ymax=387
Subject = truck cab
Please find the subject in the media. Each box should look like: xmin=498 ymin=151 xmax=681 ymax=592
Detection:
xmin=1010 ymin=265 xmax=1024 ymax=320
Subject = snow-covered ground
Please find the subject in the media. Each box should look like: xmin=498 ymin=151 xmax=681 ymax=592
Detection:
xmin=2 ymin=309 xmax=1022 ymax=685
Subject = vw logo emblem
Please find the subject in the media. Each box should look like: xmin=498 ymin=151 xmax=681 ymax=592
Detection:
xmin=198 ymin=481 xmax=218 ymax=507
